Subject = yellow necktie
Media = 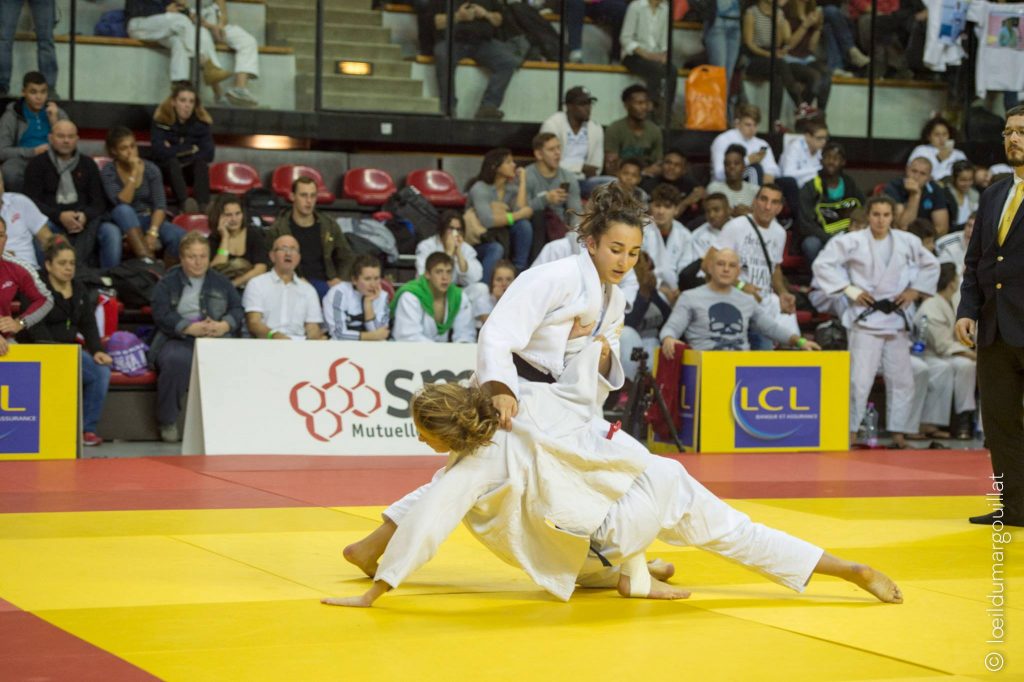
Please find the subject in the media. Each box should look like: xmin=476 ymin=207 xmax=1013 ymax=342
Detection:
xmin=999 ymin=181 xmax=1024 ymax=245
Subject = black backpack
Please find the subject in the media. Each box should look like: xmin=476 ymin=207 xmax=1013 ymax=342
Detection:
xmin=106 ymin=258 xmax=166 ymax=308
xmin=385 ymin=217 xmax=419 ymax=255
xmin=244 ymin=187 xmax=285 ymax=228
xmin=383 ymin=186 xmax=439 ymax=241
xmin=815 ymin=319 xmax=848 ymax=351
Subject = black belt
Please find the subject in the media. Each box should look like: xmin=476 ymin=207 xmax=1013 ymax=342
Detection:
xmin=513 ymin=354 xmax=555 ymax=384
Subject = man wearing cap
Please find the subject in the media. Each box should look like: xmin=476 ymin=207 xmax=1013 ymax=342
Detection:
xmin=540 ymin=86 xmax=605 ymax=189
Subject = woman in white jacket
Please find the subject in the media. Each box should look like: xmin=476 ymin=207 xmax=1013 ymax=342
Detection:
xmin=324 ymin=344 xmax=903 ymax=607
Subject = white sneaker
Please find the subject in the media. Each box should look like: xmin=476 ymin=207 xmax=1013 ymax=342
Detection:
xmin=160 ymin=424 xmax=180 ymax=443
xmin=833 ymin=68 xmax=855 ymax=78
xmin=569 ymin=49 xmax=583 ymax=64
xmin=225 ymin=87 xmax=259 ymax=107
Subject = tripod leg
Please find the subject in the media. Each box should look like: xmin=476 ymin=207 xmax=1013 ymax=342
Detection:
xmin=652 ymin=376 xmax=686 ymax=451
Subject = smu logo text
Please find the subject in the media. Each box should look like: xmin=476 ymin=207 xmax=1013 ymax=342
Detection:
xmin=731 ymin=366 xmax=820 ymax=448
xmin=0 ymin=362 xmax=41 ymax=454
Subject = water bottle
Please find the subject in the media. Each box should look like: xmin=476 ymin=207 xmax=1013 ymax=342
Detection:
xmin=911 ymin=316 xmax=927 ymax=355
xmin=864 ymin=403 xmax=879 ymax=448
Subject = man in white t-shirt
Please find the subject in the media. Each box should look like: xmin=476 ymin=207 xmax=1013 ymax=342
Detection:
xmin=539 ymin=86 xmax=604 ymax=184
xmin=707 ymin=183 xmax=799 ymax=348
xmin=0 ymin=174 xmax=52 ymax=267
xmin=709 ymin=103 xmax=780 ymax=185
xmin=243 ymin=234 xmax=325 ymax=340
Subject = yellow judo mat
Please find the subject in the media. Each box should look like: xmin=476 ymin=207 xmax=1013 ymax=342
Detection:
xmin=0 ymin=495 xmax=1018 ymax=681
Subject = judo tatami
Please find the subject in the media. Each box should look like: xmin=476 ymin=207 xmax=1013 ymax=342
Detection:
xmin=0 ymin=451 xmax=1016 ymax=681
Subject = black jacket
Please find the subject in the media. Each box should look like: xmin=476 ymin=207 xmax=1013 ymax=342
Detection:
xmin=26 ymin=277 xmax=103 ymax=354
xmin=150 ymin=116 xmax=215 ymax=165
xmin=957 ymin=176 xmax=1024 ymax=348
xmin=23 ymin=153 xmax=108 ymax=225
xmin=797 ymin=171 xmax=865 ymax=242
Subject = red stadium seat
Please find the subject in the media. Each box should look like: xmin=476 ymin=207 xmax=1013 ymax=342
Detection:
xmin=272 ymin=164 xmax=336 ymax=204
xmin=380 ymin=278 xmax=396 ymax=302
xmin=93 ymin=156 xmax=113 ymax=170
xmin=781 ymin=230 xmax=807 ymax=271
xmin=172 ymin=213 xmax=210 ymax=235
xmin=209 ymin=161 xmax=262 ymax=193
xmin=872 ymin=182 xmax=887 ymax=197
xmin=343 ymin=168 xmax=396 ymax=206
xmin=110 ymin=370 xmax=157 ymax=387
xmin=405 ymin=169 xmax=465 ymax=207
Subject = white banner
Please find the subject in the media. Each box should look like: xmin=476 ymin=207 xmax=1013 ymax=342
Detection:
xmin=182 ymin=339 xmax=476 ymax=455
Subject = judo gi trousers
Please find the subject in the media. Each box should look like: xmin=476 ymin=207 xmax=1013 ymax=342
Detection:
xmin=849 ymin=328 xmax=916 ymax=433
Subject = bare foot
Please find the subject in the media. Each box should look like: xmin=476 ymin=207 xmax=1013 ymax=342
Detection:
xmin=647 ymin=558 xmax=675 ymax=581
xmin=850 ymin=564 xmax=903 ymax=603
xmin=342 ymin=542 xmax=379 ymax=578
xmin=617 ymin=573 xmax=691 ymax=600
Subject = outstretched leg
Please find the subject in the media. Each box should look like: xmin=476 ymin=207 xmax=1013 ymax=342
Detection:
xmin=813 ymin=552 xmax=903 ymax=603
xmin=343 ymin=519 xmax=396 ymax=578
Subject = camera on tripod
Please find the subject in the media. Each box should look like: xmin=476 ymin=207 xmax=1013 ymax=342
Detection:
xmin=620 ymin=345 xmax=683 ymax=450
xmin=630 ymin=347 xmax=649 ymax=363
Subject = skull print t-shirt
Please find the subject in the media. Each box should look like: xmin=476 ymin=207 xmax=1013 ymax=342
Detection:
xmin=659 ymin=285 xmax=795 ymax=350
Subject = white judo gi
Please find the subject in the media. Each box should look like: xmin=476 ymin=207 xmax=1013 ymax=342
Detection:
xmin=642 ymin=219 xmax=693 ymax=286
xmin=379 ymin=345 xmax=824 ymax=600
xmin=392 ymin=289 xmax=476 ymax=343
xmin=812 ymin=228 xmax=939 ymax=432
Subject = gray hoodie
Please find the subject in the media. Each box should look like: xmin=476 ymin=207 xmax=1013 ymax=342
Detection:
xmin=0 ymin=99 xmax=69 ymax=162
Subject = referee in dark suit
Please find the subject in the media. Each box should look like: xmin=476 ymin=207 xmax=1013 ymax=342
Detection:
xmin=956 ymin=105 xmax=1024 ymax=527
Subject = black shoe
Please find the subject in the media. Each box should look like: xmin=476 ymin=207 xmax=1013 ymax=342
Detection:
xmin=969 ymin=510 xmax=1024 ymax=526
xmin=475 ymin=105 xmax=504 ymax=120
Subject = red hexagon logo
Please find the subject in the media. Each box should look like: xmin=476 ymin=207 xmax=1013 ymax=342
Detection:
xmin=289 ymin=358 xmax=382 ymax=441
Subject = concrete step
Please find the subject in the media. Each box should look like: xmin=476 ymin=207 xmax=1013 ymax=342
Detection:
xmin=331 ymin=74 xmax=424 ymax=97
xmin=269 ymin=0 xmax=373 ymax=11
xmin=322 ymin=91 xmax=441 ymax=114
xmin=286 ymin=38 xmax=403 ymax=61
xmin=297 ymin=56 xmax=412 ymax=78
xmin=265 ymin=7 xmax=382 ymax=26
xmin=269 ymin=21 xmax=391 ymax=44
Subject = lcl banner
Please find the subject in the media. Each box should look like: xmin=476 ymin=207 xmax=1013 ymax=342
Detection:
xmin=0 ymin=344 xmax=80 ymax=460
xmin=182 ymin=339 xmax=476 ymax=455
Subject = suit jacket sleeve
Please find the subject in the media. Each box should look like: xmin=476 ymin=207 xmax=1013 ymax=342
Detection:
xmin=956 ymin=188 xmax=987 ymax=320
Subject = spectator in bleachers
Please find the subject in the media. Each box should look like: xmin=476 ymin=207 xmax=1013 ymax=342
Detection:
xmin=936 ymin=211 xmax=973 ymax=310
xmin=811 ymin=195 xmax=938 ymax=448
xmin=661 ymin=248 xmax=818 ymax=353
xmin=0 ymin=71 xmax=66 ymax=192
xmin=392 ymin=251 xmax=475 ymax=342
xmin=620 ymin=250 xmax=672 ymax=382
xmin=207 ymin=193 xmax=267 ymax=289
xmin=28 ymin=240 xmax=111 ymax=447
xmin=0 ymin=170 xmax=52 ymax=268
xmin=198 ymin=0 xmax=261 ymax=107
xmin=100 ymin=126 xmax=186 ymax=265
xmin=243 ymin=234 xmax=325 ymax=341
xmin=540 ymin=86 xmax=604 ymax=190
xmin=849 ymin=0 xmax=920 ymax=80
xmin=914 ymin=262 xmax=976 ymax=440
xmin=973 ymin=166 xmax=992 ymax=193
xmin=564 ymin=0 xmax=628 ymax=63
xmin=779 ymin=118 xmax=828 ymax=188
xmin=0 ymin=1 xmax=57 ymax=97
xmin=703 ymin=0 xmax=743 ymax=88
xmin=780 ymin=0 xmax=832 ymax=110
xmin=150 ymin=231 xmax=243 ymax=442
xmin=416 ymin=209 xmax=486 ymax=290
xmin=432 ymin=0 xmax=520 ymax=120
xmin=268 ymin=175 xmax=354 ymax=299
xmin=323 ymin=254 xmax=390 ymax=341
xmin=907 ymin=217 xmax=937 ymax=254
xmin=706 ymin=144 xmax=758 ymax=216
xmin=942 ymin=160 xmax=979 ymax=232
xmin=604 ymin=84 xmax=662 ymax=176
xmin=710 ymin=104 xmax=779 ymax=184
xmin=818 ymin=0 xmax=870 ymax=76
xmin=614 ymin=157 xmax=649 ymax=207
xmin=467 ymin=148 xmax=533 ymax=272
xmin=472 ymin=258 xmax=515 ymax=326
xmin=742 ymin=0 xmax=823 ymax=125
xmin=640 ymin=148 xmax=704 ymax=220
xmin=796 ymin=141 xmax=864 ymax=263
xmin=683 ymin=192 xmax=731 ymax=283
xmin=126 ymin=0 xmax=231 ymax=88
xmin=0 ymin=216 xmax=52 ymax=357
xmin=908 ymin=117 xmax=967 ymax=183
xmin=619 ymin=0 xmax=678 ymax=114
xmin=524 ymin=132 xmax=583 ymax=260
xmin=23 ymin=120 xmax=110 ymax=270
xmin=707 ymin=183 xmax=800 ymax=350
xmin=151 ymin=83 xmax=214 ymax=214
xmin=883 ymin=156 xmax=950 ymax=235
xmin=644 ymin=184 xmax=692 ymax=291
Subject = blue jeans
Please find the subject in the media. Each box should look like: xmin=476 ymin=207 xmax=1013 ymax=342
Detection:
xmin=580 ymin=175 xmax=615 ymax=198
xmin=508 ymin=219 xmax=533 ymax=272
xmin=308 ymin=278 xmax=330 ymax=300
xmin=434 ymin=38 xmax=521 ymax=111
xmin=822 ymin=5 xmax=856 ymax=71
xmin=81 ymin=348 xmax=111 ymax=433
xmin=564 ymin=0 xmax=627 ymax=56
xmin=704 ymin=18 xmax=741 ymax=89
xmin=474 ymin=241 xmax=504 ymax=286
xmin=103 ymin=204 xmax=186 ymax=266
xmin=801 ymin=235 xmax=824 ymax=263
xmin=0 ymin=0 xmax=57 ymax=93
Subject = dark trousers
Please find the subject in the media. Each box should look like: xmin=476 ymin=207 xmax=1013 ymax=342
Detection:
xmin=157 ymin=157 xmax=211 ymax=207
xmin=434 ymin=38 xmax=521 ymax=111
xmin=977 ymin=335 xmax=1024 ymax=515
xmin=746 ymin=55 xmax=819 ymax=123
xmin=156 ymin=338 xmax=194 ymax=427
xmin=621 ymin=54 xmax=678 ymax=107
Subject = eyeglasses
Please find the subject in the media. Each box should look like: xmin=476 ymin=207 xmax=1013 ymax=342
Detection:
xmin=1002 ymin=128 xmax=1024 ymax=139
